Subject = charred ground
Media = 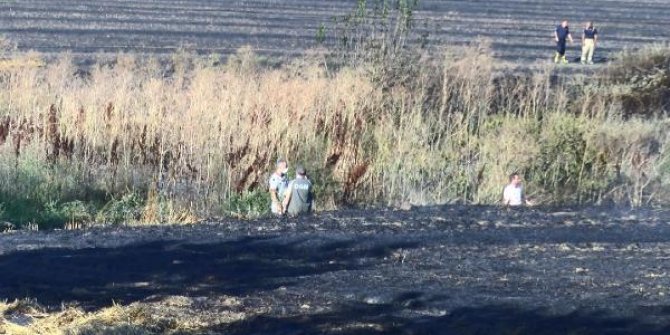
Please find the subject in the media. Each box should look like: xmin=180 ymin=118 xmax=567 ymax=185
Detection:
xmin=1 ymin=205 xmax=670 ymax=334
xmin=1 ymin=0 xmax=670 ymax=63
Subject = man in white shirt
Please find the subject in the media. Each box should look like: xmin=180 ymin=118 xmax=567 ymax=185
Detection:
xmin=269 ymin=158 xmax=289 ymax=215
xmin=503 ymin=172 xmax=531 ymax=206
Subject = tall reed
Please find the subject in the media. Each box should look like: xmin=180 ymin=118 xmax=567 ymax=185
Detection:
xmin=0 ymin=43 xmax=668 ymax=228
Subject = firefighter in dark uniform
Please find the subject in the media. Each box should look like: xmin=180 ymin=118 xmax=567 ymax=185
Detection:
xmin=554 ymin=20 xmax=574 ymax=64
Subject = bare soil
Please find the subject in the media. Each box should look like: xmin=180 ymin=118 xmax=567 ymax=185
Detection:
xmin=1 ymin=0 xmax=670 ymax=64
xmin=1 ymin=205 xmax=670 ymax=334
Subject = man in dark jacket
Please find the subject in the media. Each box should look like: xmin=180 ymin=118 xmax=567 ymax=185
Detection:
xmin=554 ymin=20 xmax=574 ymax=64
xmin=282 ymin=165 xmax=313 ymax=217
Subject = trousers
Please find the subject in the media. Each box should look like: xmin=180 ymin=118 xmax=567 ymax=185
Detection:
xmin=581 ymin=39 xmax=595 ymax=63
xmin=556 ymin=39 xmax=567 ymax=55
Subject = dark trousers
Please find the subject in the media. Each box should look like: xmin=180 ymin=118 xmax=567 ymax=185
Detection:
xmin=556 ymin=40 xmax=567 ymax=56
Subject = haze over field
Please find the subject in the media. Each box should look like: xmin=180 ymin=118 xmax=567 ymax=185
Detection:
xmin=1 ymin=0 xmax=670 ymax=62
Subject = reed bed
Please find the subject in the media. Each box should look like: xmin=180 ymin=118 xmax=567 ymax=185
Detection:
xmin=0 ymin=44 xmax=668 ymax=228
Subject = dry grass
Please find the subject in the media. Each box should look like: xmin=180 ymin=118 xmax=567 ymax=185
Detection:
xmin=0 ymin=44 xmax=668 ymax=227
xmin=0 ymin=297 xmax=247 ymax=334
xmin=1 ymin=300 xmax=151 ymax=335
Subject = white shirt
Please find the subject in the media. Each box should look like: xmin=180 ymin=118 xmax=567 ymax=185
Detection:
xmin=503 ymin=184 xmax=524 ymax=206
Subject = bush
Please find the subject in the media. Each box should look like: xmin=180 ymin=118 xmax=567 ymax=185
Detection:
xmin=42 ymin=200 xmax=93 ymax=229
xmin=223 ymin=189 xmax=269 ymax=219
xmin=95 ymin=193 xmax=144 ymax=225
xmin=603 ymin=44 xmax=670 ymax=117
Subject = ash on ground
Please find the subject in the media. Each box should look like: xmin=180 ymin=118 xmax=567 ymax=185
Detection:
xmin=1 ymin=205 xmax=669 ymax=334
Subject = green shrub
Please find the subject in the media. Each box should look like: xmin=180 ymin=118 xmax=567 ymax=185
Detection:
xmin=42 ymin=200 xmax=94 ymax=229
xmin=95 ymin=193 xmax=144 ymax=225
xmin=533 ymin=114 xmax=588 ymax=202
xmin=223 ymin=189 xmax=269 ymax=219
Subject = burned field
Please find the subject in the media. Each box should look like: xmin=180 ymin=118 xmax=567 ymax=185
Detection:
xmin=1 ymin=1 xmax=670 ymax=334
xmin=1 ymin=206 xmax=670 ymax=334
xmin=1 ymin=0 xmax=670 ymax=63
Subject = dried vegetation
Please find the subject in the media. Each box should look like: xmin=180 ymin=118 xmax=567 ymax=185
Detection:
xmin=0 ymin=22 xmax=669 ymax=229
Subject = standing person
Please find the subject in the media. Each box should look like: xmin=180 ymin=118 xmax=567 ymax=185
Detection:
xmin=581 ymin=21 xmax=598 ymax=65
xmin=269 ymin=158 xmax=289 ymax=215
xmin=282 ymin=165 xmax=313 ymax=217
xmin=503 ymin=172 xmax=532 ymax=206
xmin=554 ymin=20 xmax=574 ymax=64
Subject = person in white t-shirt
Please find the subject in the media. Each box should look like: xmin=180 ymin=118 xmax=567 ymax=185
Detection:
xmin=503 ymin=172 xmax=532 ymax=206
xmin=268 ymin=158 xmax=289 ymax=215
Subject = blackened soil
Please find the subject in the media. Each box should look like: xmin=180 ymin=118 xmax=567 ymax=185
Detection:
xmin=2 ymin=1 xmax=670 ymax=64
xmin=1 ymin=205 xmax=670 ymax=334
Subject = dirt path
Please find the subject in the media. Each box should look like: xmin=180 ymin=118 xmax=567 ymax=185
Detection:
xmin=1 ymin=205 xmax=670 ymax=334
xmin=1 ymin=0 xmax=669 ymax=64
